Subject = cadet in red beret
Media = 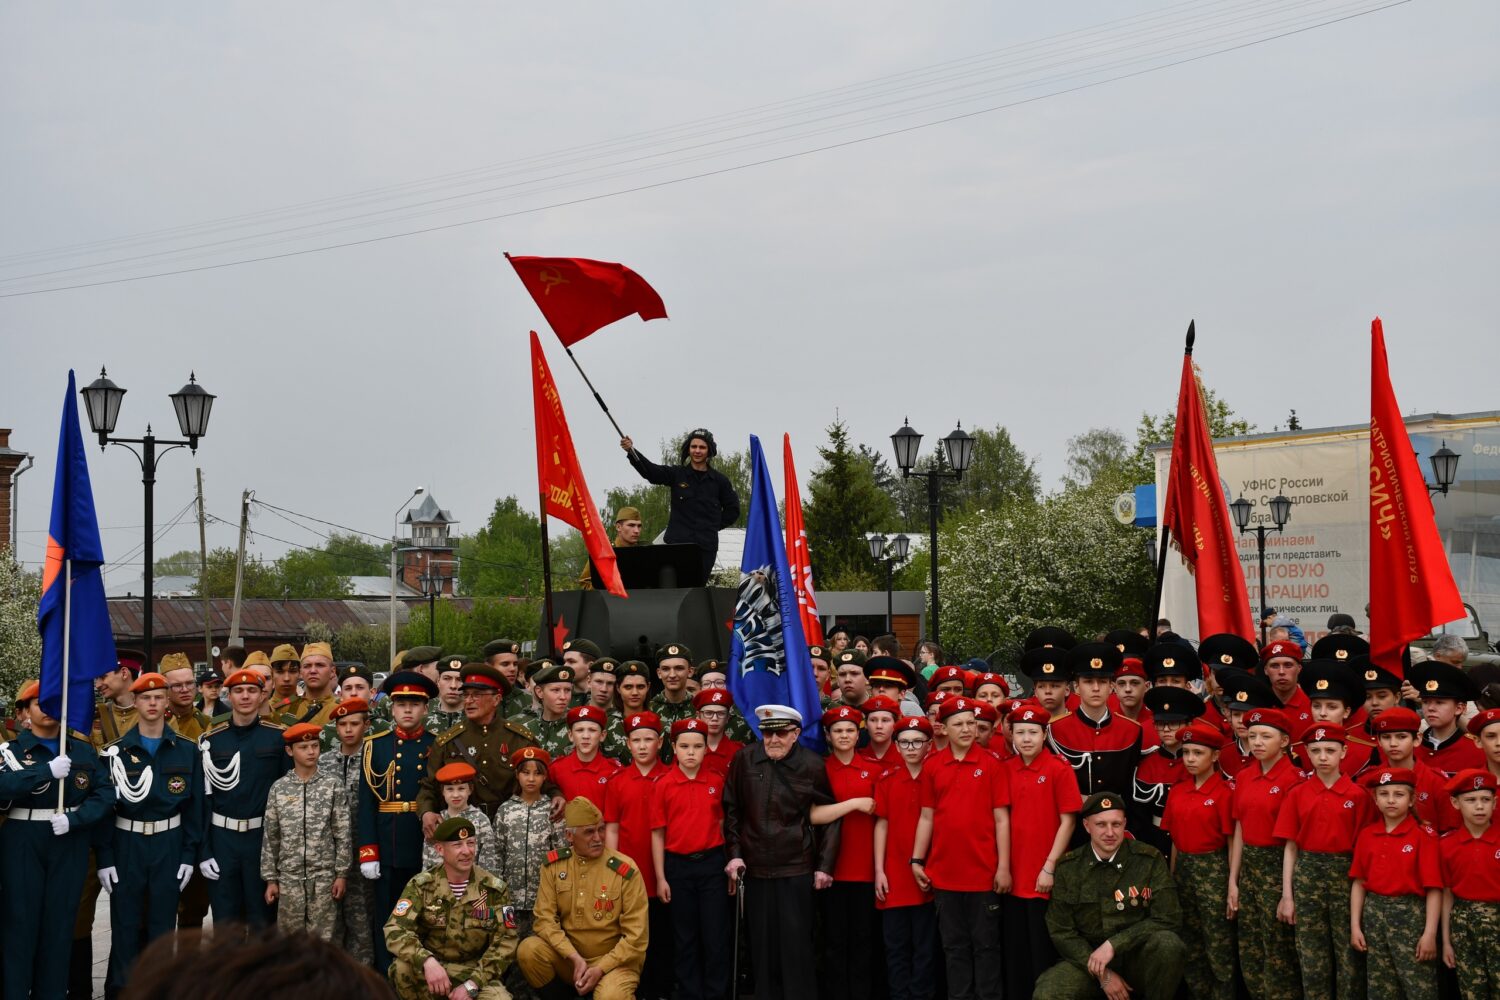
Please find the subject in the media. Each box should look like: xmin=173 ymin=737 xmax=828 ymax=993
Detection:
xmin=1113 ymin=657 xmax=1156 ymax=749
xmin=1439 ymin=769 xmax=1500 ymax=996
xmin=1351 ymin=767 xmax=1443 ymax=995
xmin=1468 ymin=707 xmax=1500 ymax=783
xmin=971 ymin=671 xmax=1010 ymax=707
xmin=929 ymin=665 xmax=968 ymax=697
xmin=692 ymin=688 xmax=743 ymax=779
xmin=1161 ymin=723 xmax=1237 ymax=1000
xmin=859 ymin=695 xmax=902 ymax=771
xmin=924 ymin=691 xmax=951 ymax=753
xmin=1372 ymin=706 xmax=1459 ymax=832
xmin=819 ymin=703 xmax=881 ymax=1000
xmin=549 ymin=705 xmax=620 ymax=809
xmin=419 ymin=762 xmax=497 ymax=875
xmin=874 ymin=715 xmax=938 ymax=1000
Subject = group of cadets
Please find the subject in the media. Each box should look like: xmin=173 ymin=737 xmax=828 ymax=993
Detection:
xmin=1 ymin=621 xmax=1498 ymax=1000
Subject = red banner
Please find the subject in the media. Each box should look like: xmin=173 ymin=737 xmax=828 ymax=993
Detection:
xmin=531 ymin=332 xmax=626 ymax=598
xmin=783 ymin=434 xmax=825 ymax=647
xmin=508 ymin=254 xmax=667 ymax=347
xmin=1160 ymin=340 xmax=1255 ymax=643
xmin=1368 ymin=318 xmax=1463 ymax=677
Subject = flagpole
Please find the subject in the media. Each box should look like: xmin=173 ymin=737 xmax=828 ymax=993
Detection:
xmin=1150 ymin=322 xmax=1194 ymax=637
xmin=561 ymin=346 xmax=627 ymax=439
xmin=58 ymin=557 xmax=71 ymax=810
xmin=538 ymin=498 xmax=559 ymax=660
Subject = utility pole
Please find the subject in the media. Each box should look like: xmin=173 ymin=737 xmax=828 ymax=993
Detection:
xmin=229 ymin=489 xmax=251 ymax=647
xmin=197 ymin=468 xmax=212 ymax=669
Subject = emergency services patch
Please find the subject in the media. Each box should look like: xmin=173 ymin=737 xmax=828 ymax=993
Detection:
xmin=393 ymin=899 xmax=412 ymax=916
xmin=167 ymin=775 xmax=187 ymax=795
xmin=73 ymin=771 xmax=90 ymax=790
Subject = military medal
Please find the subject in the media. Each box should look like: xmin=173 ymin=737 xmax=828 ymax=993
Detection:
xmin=594 ymin=884 xmax=613 ymax=920
xmin=1114 ymin=890 xmax=1125 ymax=911
xmin=1128 ymin=886 xmax=1140 ymax=907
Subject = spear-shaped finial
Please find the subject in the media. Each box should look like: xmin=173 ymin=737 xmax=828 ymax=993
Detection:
xmin=1185 ymin=320 xmax=1196 ymax=355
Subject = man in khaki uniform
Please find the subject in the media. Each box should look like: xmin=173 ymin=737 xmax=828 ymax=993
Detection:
xmin=518 ymin=797 xmax=648 ymax=1000
xmin=577 ymin=507 xmax=645 ymax=589
xmin=276 ymin=642 xmax=340 ymax=728
xmin=161 ymin=652 xmax=213 ymax=742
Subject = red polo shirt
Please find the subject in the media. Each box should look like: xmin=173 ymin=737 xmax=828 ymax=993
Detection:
xmin=1411 ymin=761 xmax=1462 ymax=833
xmin=1218 ymin=740 xmax=1254 ymax=780
xmin=1002 ymin=751 xmax=1082 ymax=900
xmin=650 ymin=765 xmax=725 ymax=855
xmin=603 ymin=760 xmax=665 ymax=896
xmin=1232 ymin=755 xmax=1303 ymax=848
xmin=1439 ymin=823 xmax=1500 ymax=902
xmin=858 ymin=743 xmax=900 ymax=775
xmin=826 ymin=753 xmax=879 ymax=883
xmin=1162 ymin=773 xmax=1234 ymax=855
xmin=919 ymin=745 xmax=1012 ymax=892
xmin=550 ymin=751 xmax=620 ymax=809
xmin=1350 ymin=815 xmax=1442 ymax=896
xmin=1416 ymin=729 xmax=1485 ymax=777
xmin=873 ymin=764 xmax=932 ymax=910
xmin=1276 ymin=687 xmax=1313 ymax=736
xmin=1272 ymin=773 xmax=1375 ymax=853
xmin=702 ymin=736 xmax=743 ymax=779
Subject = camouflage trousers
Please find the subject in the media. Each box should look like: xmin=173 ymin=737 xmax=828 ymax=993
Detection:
xmin=335 ymin=867 xmax=376 ymax=965
xmin=391 ymin=956 xmax=512 ymax=1000
xmin=275 ymin=876 xmax=339 ymax=941
xmin=1449 ymin=898 xmax=1500 ymax=1000
xmin=1237 ymin=844 xmax=1300 ymax=1000
xmin=1362 ymin=892 xmax=1436 ymax=1000
xmin=1176 ymin=849 xmax=1236 ymax=1000
xmin=1292 ymin=851 xmax=1363 ymax=1000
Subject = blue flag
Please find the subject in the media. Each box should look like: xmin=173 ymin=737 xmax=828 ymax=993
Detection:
xmin=727 ymin=435 xmax=824 ymax=751
xmin=38 ymin=370 xmax=117 ymax=736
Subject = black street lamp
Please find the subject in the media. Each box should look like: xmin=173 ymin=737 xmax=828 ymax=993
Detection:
xmin=419 ymin=570 xmax=448 ymax=644
xmin=867 ymin=532 xmax=912 ymax=633
xmin=1424 ymin=442 xmax=1460 ymax=496
xmin=1229 ymin=492 xmax=1292 ymax=646
xmin=890 ymin=418 xmax=974 ymax=647
xmin=81 ymin=368 xmax=215 ymax=666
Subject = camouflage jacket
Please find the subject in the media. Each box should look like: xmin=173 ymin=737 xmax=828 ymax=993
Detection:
xmin=428 ymin=704 xmax=467 ymax=735
xmin=493 ymin=795 xmax=565 ymax=909
xmin=316 ymin=746 xmax=365 ymax=867
xmin=423 ymin=804 xmax=499 ymax=874
xmin=259 ymin=769 xmax=351 ymax=882
xmin=385 ymin=864 xmax=517 ymax=989
xmin=507 ymin=712 xmax=572 ymax=760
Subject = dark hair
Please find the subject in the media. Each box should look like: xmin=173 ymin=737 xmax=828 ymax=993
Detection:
xmin=122 ymin=926 xmax=392 ymax=999
xmin=221 ymin=646 xmax=249 ymax=668
xmin=872 ymin=634 xmax=901 ymax=656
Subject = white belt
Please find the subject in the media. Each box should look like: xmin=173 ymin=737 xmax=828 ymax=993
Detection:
xmin=115 ymin=815 xmax=182 ymax=836
xmin=7 ymin=807 xmax=79 ymax=821
xmin=211 ymin=812 xmax=263 ymax=832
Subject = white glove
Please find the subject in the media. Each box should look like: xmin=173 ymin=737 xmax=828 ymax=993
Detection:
xmin=177 ymin=864 xmax=194 ymax=891
xmin=200 ymin=858 xmax=221 ymax=881
xmin=50 ymin=813 xmax=71 ymax=836
xmin=48 ymin=755 xmax=72 ymax=779
xmin=360 ymin=862 xmax=382 ymax=881
xmin=97 ymin=867 xmax=119 ymax=893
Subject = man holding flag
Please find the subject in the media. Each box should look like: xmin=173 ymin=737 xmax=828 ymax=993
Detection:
xmin=0 ymin=371 xmax=118 ymax=999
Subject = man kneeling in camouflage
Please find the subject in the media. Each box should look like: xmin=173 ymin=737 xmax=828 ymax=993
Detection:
xmin=385 ymin=816 xmax=518 ymax=999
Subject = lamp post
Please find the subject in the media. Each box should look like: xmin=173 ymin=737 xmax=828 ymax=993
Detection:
xmin=81 ymin=368 xmax=215 ymax=666
xmin=389 ymin=487 xmax=424 ymax=667
xmin=1423 ymin=442 xmax=1460 ymax=496
xmin=1229 ymin=492 xmax=1292 ymax=646
xmin=419 ymin=569 xmax=447 ymax=644
xmin=890 ymin=419 xmax=974 ymax=647
xmin=867 ymin=532 xmax=912 ymax=633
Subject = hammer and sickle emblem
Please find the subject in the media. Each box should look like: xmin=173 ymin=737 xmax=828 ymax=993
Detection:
xmin=539 ymin=268 xmax=569 ymax=295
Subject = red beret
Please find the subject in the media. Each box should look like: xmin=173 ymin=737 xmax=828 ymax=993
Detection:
xmin=282 ymin=723 xmax=321 ymax=744
xmin=1177 ymin=722 xmax=1228 ymax=750
xmin=566 ymin=705 xmax=607 ymax=729
xmin=131 ymin=672 xmax=169 ymax=694
xmin=435 ymin=762 xmax=477 ymax=784
xmin=623 ymin=711 xmax=662 ymax=734
xmin=1362 ymin=767 xmax=1417 ymax=789
xmin=821 ymin=705 xmax=864 ymax=729
xmin=1007 ymin=704 xmax=1050 ymax=727
xmin=692 ymin=688 xmax=734 ymax=710
xmin=972 ymin=701 xmax=999 ymax=723
xmin=224 ymin=669 xmax=263 ymax=689
xmin=937 ymin=697 xmax=978 ymax=722
xmin=1466 ymin=707 xmax=1500 ymax=736
xmin=330 ymin=698 xmax=369 ymax=720
xmin=973 ymin=673 xmax=1011 ymax=696
xmin=1302 ymin=723 xmax=1346 ymax=745
xmin=1445 ymin=768 xmax=1498 ymax=797
xmin=15 ymin=679 xmax=40 ymax=705
xmin=860 ymin=696 xmax=901 ymax=718
xmin=1116 ymin=658 xmax=1147 ymax=680
xmin=1260 ymin=640 xmax=1303 ymax=664
xmin=1371 ymin=707 xmax=1422 ymax=734
xmin=897 ymin=715 xmax=934 ymax=737
xmin=1243 ymin=707 xmax=1291 ymax=734
xmin=670 ymin=718 xmax=706 ymax=740
xmin=930 ymin=666 xmax=968 ymax=689
xmin=510 ymin=746 xmax=552 ymax=769
xmin=925 ymin=690 xmax=951 ymax=709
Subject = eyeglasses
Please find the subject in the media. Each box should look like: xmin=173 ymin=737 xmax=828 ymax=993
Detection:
xmin=895 ymin=739 xmax=930 ymax=750
xmin=698 ymin=710 xmax=728 ymax=720
xmin=167 ymin=682 xmax=197 ymax=691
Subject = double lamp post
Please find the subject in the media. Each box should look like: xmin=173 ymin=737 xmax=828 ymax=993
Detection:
xmin=890 ymin=418 xmax=974 ymax=649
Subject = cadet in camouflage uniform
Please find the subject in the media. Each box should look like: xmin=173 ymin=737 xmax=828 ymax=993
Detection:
xmin=420 ymin=663 xmax=548 ymax=824
xmin=429 ymin=658 xmax=469 ymax=734
xmin=318 ymin=697 xmax=376 ymax=965
xmin=385 ymin=816 xmax=518 ymax=1000
xmin=260 ymin=722 xmax=351 ymax=940
xmin=648 ymin=643 xmax=696 ymax=762
xmin=608 ymin=661 xmax=653 ymax=752
xmin=507 ymin=661 xmax=577 ymax=760
xmin=696 ymin=658 xmax=753 ymax=742
xmin=582 ymin=657 xmax=627 ymax=760
xmin=422 ymin=762 xmax=500 ymax=873
xmin=480 ymin=638 xmax=531 ymax=719
xmin=334 ymin=663 xmax=391 ymax=734
xmin=1442 ymin=766 xmax=1500 ymax=1000
xmin=1037 ymin=791 xmax=1188 ymax=1000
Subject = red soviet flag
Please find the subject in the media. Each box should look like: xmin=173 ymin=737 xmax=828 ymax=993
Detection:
xmin=783 ymin=434 xmax=825 ymax=648
xmin=1368 ymin=318 xmax=1462 ymax=678
xmin=531 ymin=332 xmax=627 ymax=598
xmin=508 ymin=254 xmax=667 ymax=347
xmin=1160 ymin=326 xmax=1256 ymax=643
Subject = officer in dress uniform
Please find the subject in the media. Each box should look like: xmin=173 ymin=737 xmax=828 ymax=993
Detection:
xmin=96 ymin=671 xmax=205 ymax=996
xmin=1048 ymin=644 xmax=1144 ymax=841
xmin=357 ymin=670 xmax=439 ymax=973
xmin=199 ymin=668 xmax=291 ymax=935
xmin=0 ymin=680 xmax=116 ymax=1000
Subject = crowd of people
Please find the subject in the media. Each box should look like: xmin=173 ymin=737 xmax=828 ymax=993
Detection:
xmin=1 ymin=619 xmax=1498 ymax=1000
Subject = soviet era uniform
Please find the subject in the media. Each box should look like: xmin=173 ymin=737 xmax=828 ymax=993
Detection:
xmin=359 ymin=725 xmax=436 ymax=972
xmin=319 ymin=744 xmax=376 ymax=965
xmin=274 ymin=692 xmax=340 ymax=730
xmin=201 ymin=716 xmax=290 ymax=930
xmin=518 ymin=847 xmax=650 ymax=1000
xmin=168 ymin=705 xmax=213 ymax=744
xmin=97 ymin=723 xmax=205 ymax=992
xmin=419 ymin=715 xmax=543 ymax=821
xmin=1035 ymin=839 xmax=1187 ymax=1000
xmin=0 ymin=730 xmax=115 ymax=1000
xmin=261 ymin=767 xmax=351 ymax=939
xmin=385 ymin=864 xmax=519 ymax=1000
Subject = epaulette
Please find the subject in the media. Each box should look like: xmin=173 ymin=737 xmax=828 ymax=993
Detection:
xmin=434 ymin=723 xmax=466 ymax=747
xmin=210 ymin=712 xmax=231 ymax=726
xmin=1116 ymin=713 xmax=1142 ymax=729
xmin=545 ymin=847 xmax=572 ymax=865
xmin=206 ymin=720 xmax=231 ymax=736
xmin=506 ymin=718 xmax=537 ymax=739
xmin=1059 ymin=845 xmax=1086 ymax=863
xmin=1128 ymin=839 xmax=1163 ymax=858
xmin=259 ymin=719 xmax=287 ymax=731
xmin=606 ymin=856 xmax=636 ymax=880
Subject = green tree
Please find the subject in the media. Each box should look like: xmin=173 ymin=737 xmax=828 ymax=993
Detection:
xmin=951 ymin=425 xmax=1040 ymax=513
xmin=1064 ymin=427 xmax=1131 ymax=489
xmin=458 ymin=497 xmax=544 ymax=598
xmin=316 ymin=532 xmax=391 ymax=576
xmin=195 ymin=547 xmax=281 ymax=599
xmin=0 ymin=550 xmax=41 ymax=706
xmin=402 ymin=597 xmax=542 ymax=658
xmin=804 ymin=419 xmax=894 ymax=590
xmin=271 ymin=548 xmax=353 ymax=598
xmin=331 ymin=623 xmax=390 ymax=669
xmin=1124 ymin=384 xmax=1254 ymax=483
xmin=154 ymin=549 xmax=200 ymax=576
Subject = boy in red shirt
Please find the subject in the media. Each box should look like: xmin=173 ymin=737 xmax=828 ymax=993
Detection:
xmin=910 ymin=697 xmax=1011 ymax=1000
xmin=1161 ymin=722 xmax=1236 ymax=1000
xmin=549 ymin=705 xmax=620 ymax=807
xmin=692 ymin=688 xmax=742 ymax=779
xmin=1372 ymin=707 xmax=1458 ymax=832
xmin=1468 ymin=707 xmax=1500 ymax=781
xmin=1229 ymin=706 xmax=1304 ymax=1000
xmin=1351 ymin=768 xmax=1442 ymax=999
xmin=999 ymin=704 xmax=1080 ymax=1000
xmin=1439 ymin=769 xmax=1499 ymax=999
xmin=858 ymin=695 xmax=901 ymax=772
xmin=874 ymin=716 xmax=938 ymax=1000
xmin=1273 ymin=722 xmax=1375 ymax=999
xmin=1410 ymin=662 xmax=1484 ymax=777
xmin=652 ymin=718 xmax=731 ymax=1000
xmin=820 ymin=704 xmax=880 ymax=1000
xmin=602 ymin=711 xmax=672 ymax=1000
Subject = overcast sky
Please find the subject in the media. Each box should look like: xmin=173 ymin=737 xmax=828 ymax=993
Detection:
xmin=3 ymin=0 xmax=1496 ymax=589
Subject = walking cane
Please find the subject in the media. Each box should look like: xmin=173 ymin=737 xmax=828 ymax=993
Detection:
xmin=731 ymin=871 xmax=745 ymax=998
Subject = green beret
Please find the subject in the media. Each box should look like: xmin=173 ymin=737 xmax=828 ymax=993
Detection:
xmin=338 ymin=663 xmax=373 ymax=685
xmin=835 ymin=649 xmax=866 ymax=668
xmin=591 ymin=657 xmax=620 ymax=675
xmin=481 ymin=638 xmax=521 ymax=659
xmin=656 ymin=642 xmax=693 ymax=665
xmin=404 ymin=645 xmax=443 ymax=666
xmin=562 ymin=638 xmax=602 ymax=660
xmin=530 ymin=660 xmax=576 ymax=688
xmin=432 ymin=816 xmax=477 ymax=843
xmin=697 ymin=658 xmax=726 ymax=677
xmin=437 ymin=657 xmax=467 ymax=677
xmin=1081 ymin=791 xmax=1127 ymax=819
xmin=808 ymin=644 xmax=829 ymax=662
xmin=616 ymin=660 xmax=650 ymax=679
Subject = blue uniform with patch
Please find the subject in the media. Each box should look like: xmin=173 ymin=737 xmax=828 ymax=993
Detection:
xmin=0 ymin=731 xmax=115 ymax=1000
xmin=98 ymin=724 xmax=205 ymax=991
xmin=201 ymin=717 xmax=289 ymax=930
xmin=357 ymin=725 xmax=436 ymax=973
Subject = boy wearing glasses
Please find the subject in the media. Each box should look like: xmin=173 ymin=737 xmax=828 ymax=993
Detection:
xmin=875 ymin=716 xmax=939 ymax=1000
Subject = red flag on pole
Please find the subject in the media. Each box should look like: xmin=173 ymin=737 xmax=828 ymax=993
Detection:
xmin=508 ymin=254 xmax=667 ymax=347
xmin=783 ymin=434 xmax=825 ymax=647
xmin=1160 ymin=324 xmax=1256 ymax=643
xmin=531 ymin=332 xmax=627 ymax=598
xmin=1368 ymin=318 xmax=1463 ymax=678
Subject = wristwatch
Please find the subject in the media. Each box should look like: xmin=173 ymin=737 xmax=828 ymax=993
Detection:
xmin=908 ymin=857 xmax=926 ymax=865
xmin=463 ymin=981 xmax=478 ymax=998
